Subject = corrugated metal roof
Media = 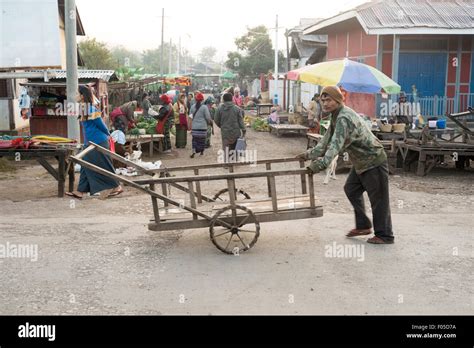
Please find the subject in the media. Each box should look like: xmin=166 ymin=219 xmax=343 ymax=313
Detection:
xmin=28 ymin=69 xmax=118 ymax=81
xmin=305 ymin=0 xmax=473 ymax=35
xmin=430 ymin=0 xmax=474 ymax=28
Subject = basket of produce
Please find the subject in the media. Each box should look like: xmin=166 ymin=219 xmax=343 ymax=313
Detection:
xmin=252 ymin=118 xmax=270 ymax=132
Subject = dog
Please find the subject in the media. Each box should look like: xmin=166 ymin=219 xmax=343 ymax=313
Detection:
xmin=323 ymin=155 xmax=338 ymax=185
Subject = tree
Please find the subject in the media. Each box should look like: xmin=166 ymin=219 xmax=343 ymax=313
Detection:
xmin=199 ymin=46 xmax=217 ymax=63
xmin=110 ymin=46 xmax=142 ymax=69
xmin=225 ymin=26 xmax=286 ymax=78
xmin=142 ymin=42 xmax=195 ymax=75
xmin=78 ymin=38 xmax=118 ymax=70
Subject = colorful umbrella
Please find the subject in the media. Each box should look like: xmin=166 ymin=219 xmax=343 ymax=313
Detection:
xmin=287 ymin=58 xmax=400 ymax=94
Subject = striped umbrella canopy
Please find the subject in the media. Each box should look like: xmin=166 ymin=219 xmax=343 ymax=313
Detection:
xmin=287 ymin=58 xmax=400 ymax=94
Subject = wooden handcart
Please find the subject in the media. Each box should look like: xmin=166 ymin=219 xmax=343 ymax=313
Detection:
xmin=71 ymin=143 xmax=323 ymax=254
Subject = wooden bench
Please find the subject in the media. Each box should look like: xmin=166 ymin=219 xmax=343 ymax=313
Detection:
xmin=269 ymin=124 xmax=309 ymax=137
xmin=125 ymin=134 xmax=164 ymax=157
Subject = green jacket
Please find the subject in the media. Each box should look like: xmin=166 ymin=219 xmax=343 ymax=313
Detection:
xmin=306 ymin=105 xmax=387 ymax=174
xmin=214 ymin=102 xmax=245 ymax=146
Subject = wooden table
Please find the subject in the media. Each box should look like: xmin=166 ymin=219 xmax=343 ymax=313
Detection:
xmin=398 ymin=142 xmax=474 ymax=176
xmin=0 ymin=147 xmax=76 ymax=197
xmin=256 ymin=104 xmax=274 ymax=116
xmin=409 ymin=128 xmax=456 ymax=141
xmin=125 ymin=134 xmax=164 ymax=157
xmin=306 ymin=133 xmax=324 ymax=149
xmin=269 ymin=124 xmax=309 ymax=137
xmin=372 ymin=131 xmax=405 ymax=141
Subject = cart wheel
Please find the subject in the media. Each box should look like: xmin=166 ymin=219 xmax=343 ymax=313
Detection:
xmin=212 ymin=188 xmax=251 ymax=202
xmin=210 ymin=205 xmax=260 ymax=255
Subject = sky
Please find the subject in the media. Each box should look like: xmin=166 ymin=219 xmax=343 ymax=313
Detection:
xmin=75 ymin=0 xmax=368 ymax=61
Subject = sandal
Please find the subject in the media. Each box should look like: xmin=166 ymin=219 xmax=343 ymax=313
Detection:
xmin=99 ymin=189 xmax=114 ymax=200
xmin=367 ymin=236 xmax=394 ymax=244
xmin=109 ymin=189 xmax=124 ymax=197
xmin=65 ymin=192 xmax=83 ymax=200
xmin=346 ymin=228 xmax=372 ymax=237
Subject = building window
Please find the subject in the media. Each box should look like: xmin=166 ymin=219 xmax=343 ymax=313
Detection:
xmin=0 ymin=79 xmax=12 ymax=99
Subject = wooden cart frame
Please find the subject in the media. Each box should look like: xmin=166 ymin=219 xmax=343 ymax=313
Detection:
xmin=71 ymin=142 xmax=323 ymax=254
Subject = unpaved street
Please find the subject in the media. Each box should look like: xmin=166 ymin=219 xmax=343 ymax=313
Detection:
xmin=0 ymin=127 xmax=473 ymax=315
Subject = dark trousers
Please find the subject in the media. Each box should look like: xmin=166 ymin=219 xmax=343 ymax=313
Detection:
xmin=343 ymin=162 xmax=394 ymax=242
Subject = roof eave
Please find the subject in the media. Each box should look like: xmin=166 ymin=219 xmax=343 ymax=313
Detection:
xmin=367 ymin=28 xmax=474 ymax=35
xmin=303 ymin=10 xmax=358 ymax=35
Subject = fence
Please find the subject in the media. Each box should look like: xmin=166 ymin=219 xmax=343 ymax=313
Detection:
xmin=406 ymin=93 xmax=474 ymax=120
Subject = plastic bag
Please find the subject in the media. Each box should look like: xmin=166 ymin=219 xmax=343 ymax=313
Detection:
xmin=235 ymin=137 xmax=247 ymax=152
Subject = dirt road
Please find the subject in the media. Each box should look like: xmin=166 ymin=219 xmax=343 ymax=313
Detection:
xmin=0 ymin=127 xmax=473 ymax=314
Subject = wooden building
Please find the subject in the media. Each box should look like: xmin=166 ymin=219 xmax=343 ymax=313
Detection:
xmin=304 ymin=0 xmax=474 ymax=118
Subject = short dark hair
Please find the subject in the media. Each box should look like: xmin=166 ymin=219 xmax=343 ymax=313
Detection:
xmin=223 ymin=93 xmax=233 ymax=102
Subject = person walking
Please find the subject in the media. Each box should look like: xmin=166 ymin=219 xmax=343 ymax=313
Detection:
xmin=189 ymin=93 xmax=211 ymax=158
xmin=173 ymin=93 xmax=189 ymax=149
xmin=297 ymin=86 xmax=394 ymax=244
xmin=214 ymin=92 xmax=246 ymax=162
xmin=204 ymin=96 xmax=216 ymax=148
xmin=66 ymin=86 xmax=123 ymax=200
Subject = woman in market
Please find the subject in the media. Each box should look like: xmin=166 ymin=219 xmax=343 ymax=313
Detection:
xmin=66 ymin=86 xmax=123 ymax=200
xmin=172 ymin=93 xmax=189 ymax=149
xmin=141 ymin=93 xmax=152 ymax=120
xmin=111 ymin=101 xmax=137 ymax=133
xmin=204 ymin=96 xmax=216 ymax=148
xmin=189 ymin=92 xmax=211 ymax=158
xmin=233 ymin=87 xmax=243 ymax=107
xmin=154 ymin=94 xmax=174 ymax=153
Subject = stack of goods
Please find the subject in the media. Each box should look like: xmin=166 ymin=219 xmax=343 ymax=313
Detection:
xmin=129 ymin=117 xmax=158 ymax=136
xmin=32 ymin=92 xmax=64 ymax=116
xmin=252 ymin=118 xmax=270 ymax=132
xmin=0 ymin=135 xmax=76 ymax=149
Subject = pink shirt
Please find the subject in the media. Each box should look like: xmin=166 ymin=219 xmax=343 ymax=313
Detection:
xmin=233 ymin=95 xmax=243 ymax=107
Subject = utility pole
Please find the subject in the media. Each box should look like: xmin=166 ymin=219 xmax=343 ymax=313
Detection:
xmin=184 ymin=50 xmax=187 ymax=75
xmin=168 ymin=38 xmax=172 ymax=74
xmin=177 ymin=36 xmax=181 ymax=74
xmin=270 ymin=15 xmax=280 ymax=103
xmin=160 ymin=8 xmax=164 ymax=77
xmin=274 ymin=15 xmax=279 ymax=80
xmin=65 ymin=0 xmax=80 ymax=141
xmin=285 ymin=29 xmax=291 ymax=111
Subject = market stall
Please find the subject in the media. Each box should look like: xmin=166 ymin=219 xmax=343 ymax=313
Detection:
xmin=0 ymin=136 xmax=77 ymax=197
xmin=22 ymin=70 xmax=117 ymax=139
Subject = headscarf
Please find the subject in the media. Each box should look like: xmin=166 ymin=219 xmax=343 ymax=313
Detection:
xmin=204 ymin=96 xmax=215 ymax=105
xmin=321 ymin=86 xmax=344 ymax=105
xmin=160 ymin=94 xmax=171 ymax=104
xmin=195 ymin=93 xmax=204 ymax=102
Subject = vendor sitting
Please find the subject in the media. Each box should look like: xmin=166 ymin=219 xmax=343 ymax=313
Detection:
xmin=267 ymin=107 xmax=278 ymax=124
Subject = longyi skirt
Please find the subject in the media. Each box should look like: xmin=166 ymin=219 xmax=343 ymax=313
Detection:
xmin=77 ymin=140 xmax=119 ymax=195
xmin=191 ymin=129 xmax=207 ymax=153
xmin=175 ymin=125 xmax=187 ymax=148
